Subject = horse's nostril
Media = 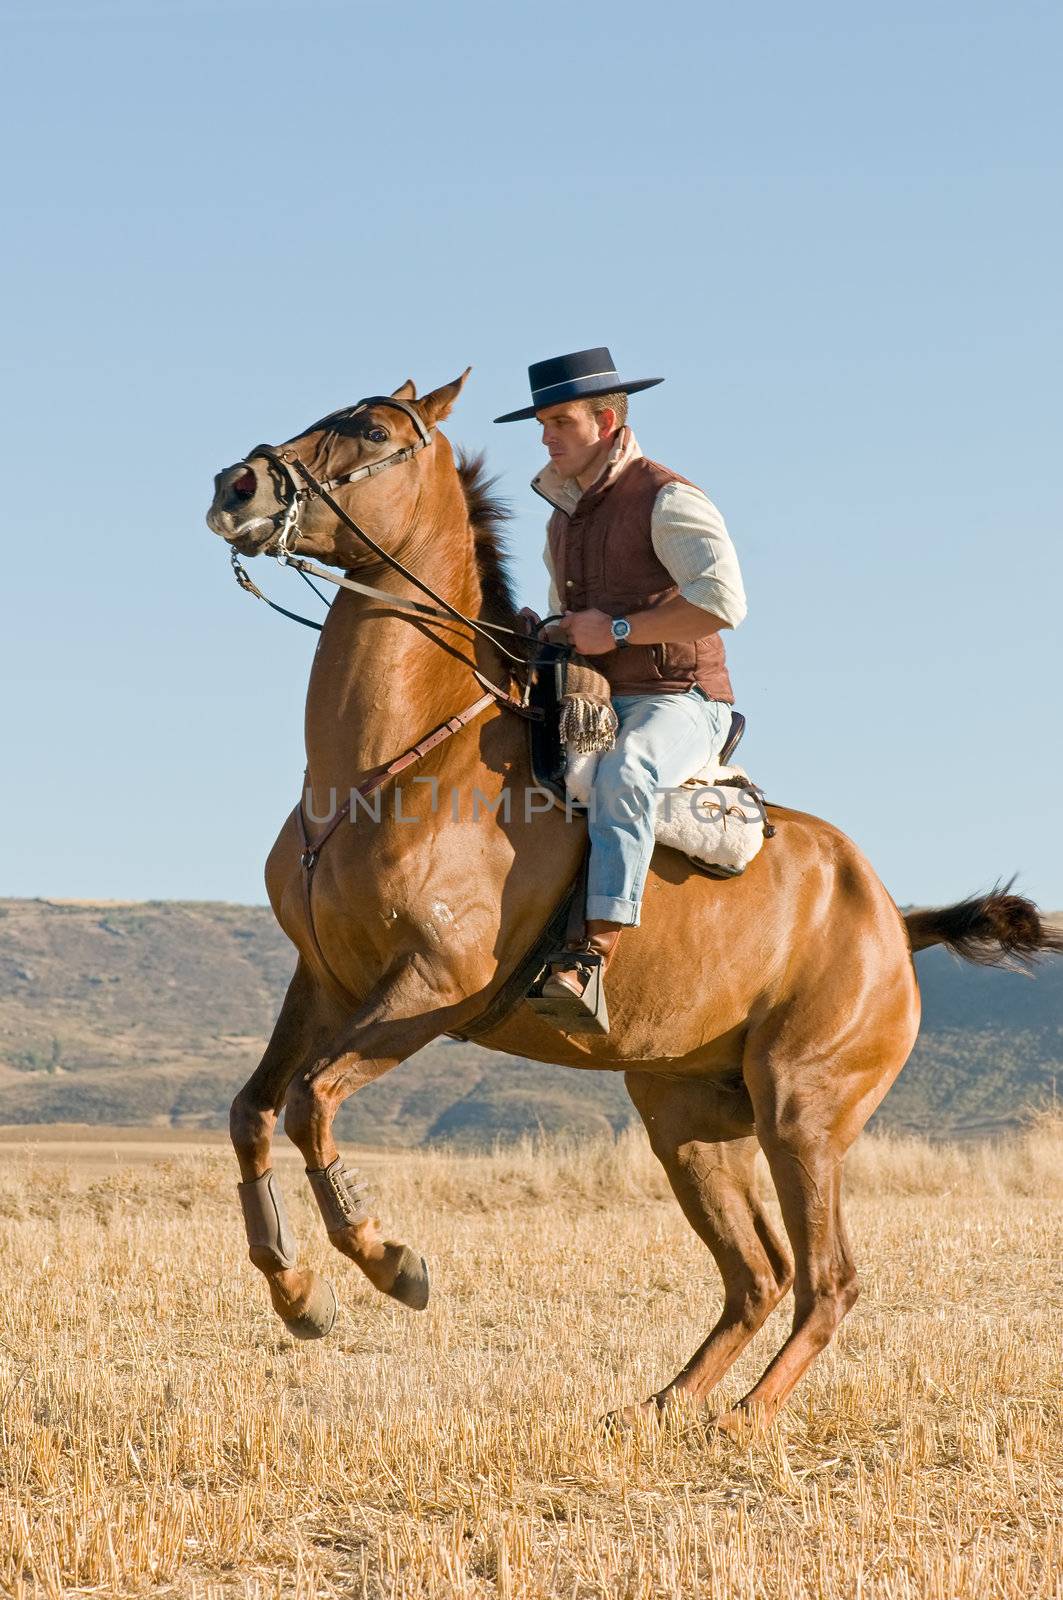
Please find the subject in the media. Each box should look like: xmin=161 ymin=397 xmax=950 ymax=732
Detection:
xmin=232 ymin=468 xmax=256 ymax=500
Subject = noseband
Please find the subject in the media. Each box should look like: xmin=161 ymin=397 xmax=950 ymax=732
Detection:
xmin=244 ymin=395 xmax=436 ymax=561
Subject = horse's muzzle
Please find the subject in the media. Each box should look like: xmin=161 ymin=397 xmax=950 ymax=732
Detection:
xmin=206 ymin=508 xmax=277 ymax=553
xmin=206 ymin=461 xmax=281 ymax=550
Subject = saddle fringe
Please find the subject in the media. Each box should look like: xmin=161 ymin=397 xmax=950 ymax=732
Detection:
xmin=558 ymin=655 xmax=618 ymax=754
xmin=558 ymin=696 xmax=618 ymax=754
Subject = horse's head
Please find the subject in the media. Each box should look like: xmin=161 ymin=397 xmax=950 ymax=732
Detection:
xmin=206 ymin=372 xmax=470 ymax=566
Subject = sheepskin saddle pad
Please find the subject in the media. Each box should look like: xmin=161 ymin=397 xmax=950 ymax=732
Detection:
xmin=564 ymin=748 xmax=770 ymax=879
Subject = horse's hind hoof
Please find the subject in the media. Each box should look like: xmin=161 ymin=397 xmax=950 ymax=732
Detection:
xmin=603 ymin=1395 xmax=696 ymax=1435
xmin=385 ymin=1247 xmax=430 ymax=1311
xmin=601 ymin=1399 xmax=659 ymax=1435
xmin=283 ymin=1276 xmax=338 ymax=1340
xmin=707 ymin=1404 xmax=764 ymax=1440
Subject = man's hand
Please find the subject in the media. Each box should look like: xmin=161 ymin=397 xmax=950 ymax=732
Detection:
xmin=548 ymin=598 xmax=728 ymax=653
xmin=560 ymin=608 xmax=616 ymax=656
xmin=515 ymin=606 xmax=542 ymax=638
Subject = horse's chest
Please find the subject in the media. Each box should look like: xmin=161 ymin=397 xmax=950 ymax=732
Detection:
xmin=270 ymin=815 xmax=469 ymax=964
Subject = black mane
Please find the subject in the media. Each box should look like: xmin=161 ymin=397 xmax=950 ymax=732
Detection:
xmin=456 ymin=450 xmax=519 ymax=625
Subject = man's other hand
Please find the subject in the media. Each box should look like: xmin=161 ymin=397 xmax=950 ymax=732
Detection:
xmin=515 ymin=606 xmax=542 ymax=637
xmin=562 ymin=608 xmax=615 ymax=656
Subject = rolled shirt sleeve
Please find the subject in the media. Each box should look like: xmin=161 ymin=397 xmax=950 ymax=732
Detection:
xmin=650 ymin=482 xmax=747 ymax=629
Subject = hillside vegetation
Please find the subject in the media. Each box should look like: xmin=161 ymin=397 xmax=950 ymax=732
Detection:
xmin=0 ymin=897 xmax=1059 ymax=1142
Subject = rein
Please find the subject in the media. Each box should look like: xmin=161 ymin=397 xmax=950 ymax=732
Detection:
xmin=223 ymin=392 xmax=554 ymax=1005
xmin=231 ymin=545 xmax=541 ymax=647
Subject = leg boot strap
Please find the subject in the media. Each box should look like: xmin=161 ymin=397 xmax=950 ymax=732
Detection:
xmin=305 ymin=1156 xmax=375 ymax=1233
xmin=237 ymin=1169 xmax=298 ymax=1271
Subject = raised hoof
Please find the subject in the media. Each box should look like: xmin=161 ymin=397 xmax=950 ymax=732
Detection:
xmin=385 ymin=1247 xmax=430 ymax=1311
xmin=282 ymin=1276 xmax=338 ymax=1341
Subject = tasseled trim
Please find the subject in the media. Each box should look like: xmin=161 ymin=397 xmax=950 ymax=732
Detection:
xmin=558 ymin=695 xmax=618 ymax=754
xmin=558 ymin=656 xmax=618 ymax=753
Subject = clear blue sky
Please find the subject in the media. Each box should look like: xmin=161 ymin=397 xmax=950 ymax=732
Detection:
xmin=2 ymin=1 xmax=1060 ymax=907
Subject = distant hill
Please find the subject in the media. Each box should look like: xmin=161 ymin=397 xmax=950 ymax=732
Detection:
xmin=0 ymin=898 xmax=1059 ymax=1144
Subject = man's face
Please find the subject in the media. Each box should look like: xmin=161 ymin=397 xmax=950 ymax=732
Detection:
xmin=536 ymin=401 xmax=614 ymax=479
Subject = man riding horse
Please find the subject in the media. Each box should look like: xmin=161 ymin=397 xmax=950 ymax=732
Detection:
xmin=495 ymin=347 xmax=747 ymax=1020
xmin=207 ymin=361 xmax=1059 ymax=1426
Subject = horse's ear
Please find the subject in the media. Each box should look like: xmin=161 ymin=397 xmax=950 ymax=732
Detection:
xmin=417 ymin=367 xmax=471 ymax=428
xmin=391 ymin=378 xmax=417 ymax=400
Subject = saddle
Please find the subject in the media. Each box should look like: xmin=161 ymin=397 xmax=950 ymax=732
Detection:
xmin=449 ymin=661 xmax=766 ymax=1043
xmin=528 ymin=649 xmax=752 ymax=819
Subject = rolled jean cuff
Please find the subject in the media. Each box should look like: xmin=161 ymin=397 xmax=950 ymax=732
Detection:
xmin=586 ymin=895 xmax=641 ymax=927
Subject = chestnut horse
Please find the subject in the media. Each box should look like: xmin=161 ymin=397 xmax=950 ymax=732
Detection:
xmin=206 ymin=371 xmax=1060 ymax=1429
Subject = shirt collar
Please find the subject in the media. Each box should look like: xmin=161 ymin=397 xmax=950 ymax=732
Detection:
xmin=531 ymin=426 xmax=643 ymax=513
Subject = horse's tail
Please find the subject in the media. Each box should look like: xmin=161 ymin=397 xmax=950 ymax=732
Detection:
xmin=904 ymin=882 xmax=1063 ymax=968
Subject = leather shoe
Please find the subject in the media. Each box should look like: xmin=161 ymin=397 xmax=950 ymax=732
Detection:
xmin=541 ymin=919 xmax=622 ymax=1000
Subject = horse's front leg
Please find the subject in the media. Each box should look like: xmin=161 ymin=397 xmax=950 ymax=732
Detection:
xmin=281 ymin=959 xmax=462 ymax=1317
xmin=230 ymin=960 xmax=345 ymax=1340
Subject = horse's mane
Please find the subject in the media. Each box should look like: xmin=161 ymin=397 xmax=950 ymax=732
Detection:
xmin=456 ymin=449 xmax=519 ymax=625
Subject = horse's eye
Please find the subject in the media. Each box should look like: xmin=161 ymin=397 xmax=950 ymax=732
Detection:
xmin=367 ymin=427 xmax=389 ymax=444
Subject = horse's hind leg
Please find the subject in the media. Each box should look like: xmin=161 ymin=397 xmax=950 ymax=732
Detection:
xmin=719 ymin=1025 xmax=910 ymax=1429
xmin=229 ymin=960 xmax=341 ymax=1339
xmin=718 ymin=1120 xmax=857 ymax=1430
xmin=620 ymin=1071 xmax=794 ymax=1420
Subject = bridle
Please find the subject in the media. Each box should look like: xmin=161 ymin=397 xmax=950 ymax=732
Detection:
xmin=246 ymin=395 xmax=436 ymax=562
xmin=228 ymin=393 xmax=557 ymax=675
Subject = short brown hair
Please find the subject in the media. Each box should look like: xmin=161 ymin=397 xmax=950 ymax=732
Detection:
xmin=584 ymin=390 xmax=628 ymax=427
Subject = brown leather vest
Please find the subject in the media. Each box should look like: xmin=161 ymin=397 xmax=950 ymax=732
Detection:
xmin=544 ymin=456 xmax=735 ymax=701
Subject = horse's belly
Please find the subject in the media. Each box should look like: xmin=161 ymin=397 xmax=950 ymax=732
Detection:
xmin=474 ymin=1007 xmax=747 ymax=1072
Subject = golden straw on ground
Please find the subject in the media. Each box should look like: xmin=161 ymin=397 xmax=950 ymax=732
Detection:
xmin=0 ymin=1119 xmax=1060 ymax=1598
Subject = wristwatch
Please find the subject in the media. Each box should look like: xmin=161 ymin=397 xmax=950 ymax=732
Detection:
xmin=610 ymin=616 xmax=632 ymax=649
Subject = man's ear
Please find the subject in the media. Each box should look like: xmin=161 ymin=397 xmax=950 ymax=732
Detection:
xmin=595 ymin=406 xmax=618 ymax=439
xmin=417 ymin=367 xmax=472 ymax=428
xmin=391 ymin=378 xmax=417 ymax=400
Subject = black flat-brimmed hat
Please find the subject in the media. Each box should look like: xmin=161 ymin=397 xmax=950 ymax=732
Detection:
xmin=493 ymin=346 xmax=664 ymax=423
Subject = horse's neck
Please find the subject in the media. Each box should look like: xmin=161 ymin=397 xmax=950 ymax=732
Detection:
xmin=303 ymin=560 xmax=487 ymax=798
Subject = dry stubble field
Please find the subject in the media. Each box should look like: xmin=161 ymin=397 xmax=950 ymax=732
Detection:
xmin=0 ymin=1121 xmax=1060 ymax=1599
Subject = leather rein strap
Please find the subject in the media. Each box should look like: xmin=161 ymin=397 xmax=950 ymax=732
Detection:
xmin=271 ymin=454 xmax=533 ymax=670
xmin=231 ymin=545 xmax=531 ymax=644
xmin=227 ymin=394 xmax=549 ymax=1003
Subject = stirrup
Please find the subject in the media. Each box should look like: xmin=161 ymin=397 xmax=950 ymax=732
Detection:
xmin=525 ymin=947 xmax=610 ymax=1035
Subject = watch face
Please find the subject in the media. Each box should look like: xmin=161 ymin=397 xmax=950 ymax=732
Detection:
xmin=611 ymin=617 xmax=631 ymax=640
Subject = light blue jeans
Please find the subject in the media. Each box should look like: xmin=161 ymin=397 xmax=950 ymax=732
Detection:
xmin=586 ymin=687 xmax=732 ymax=926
